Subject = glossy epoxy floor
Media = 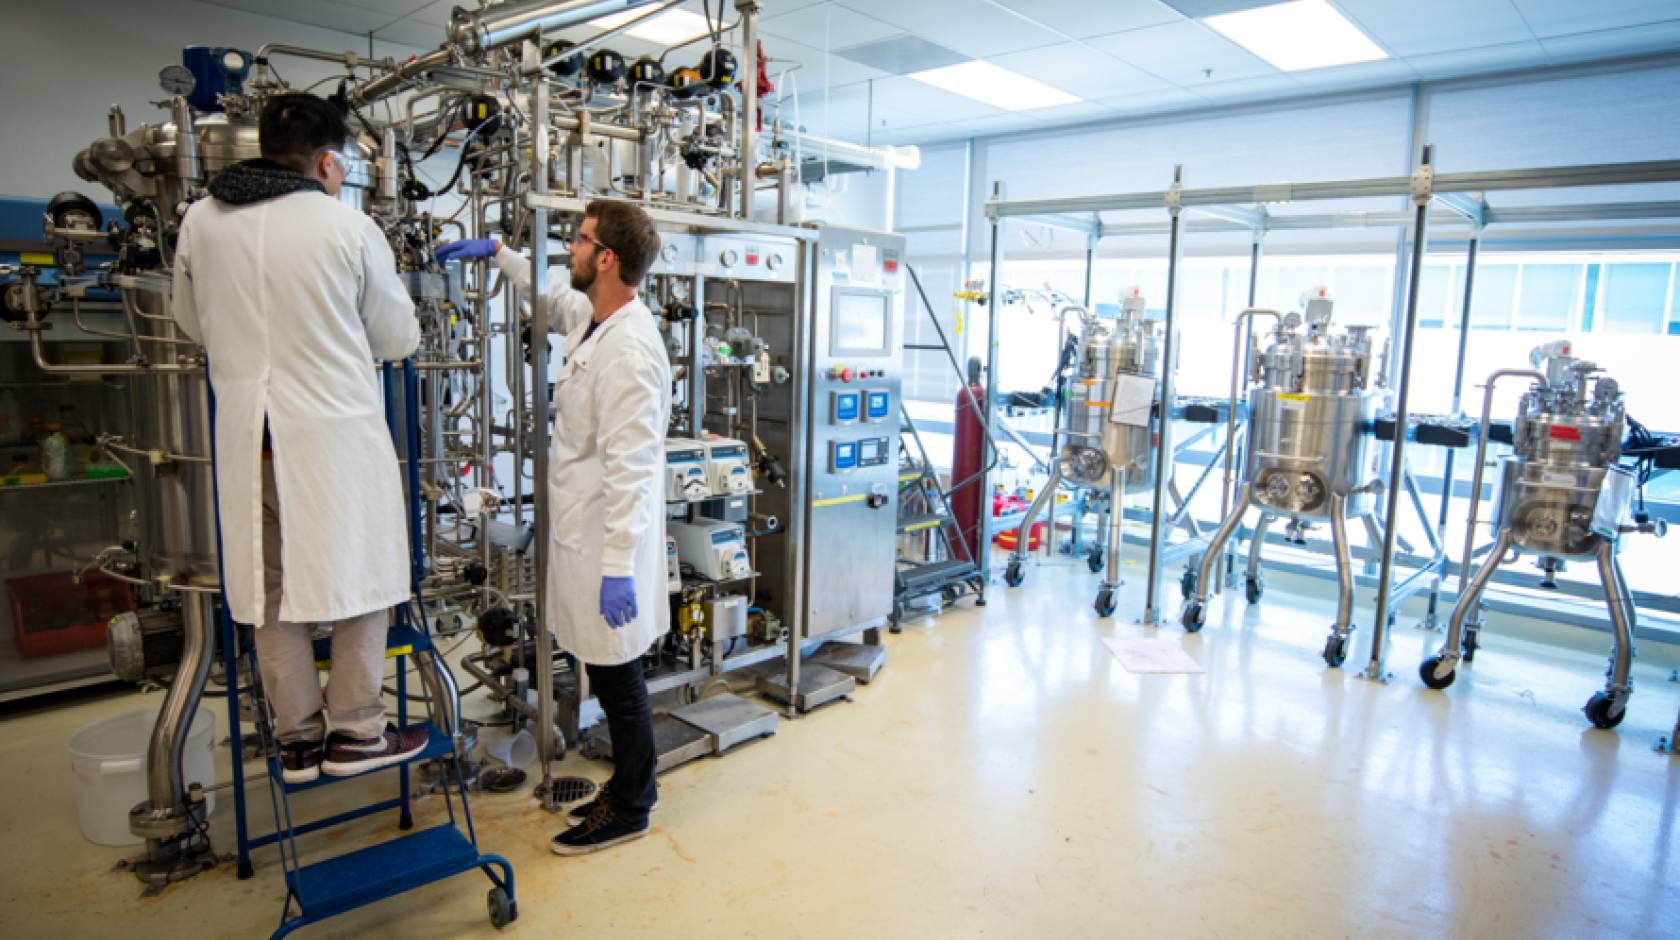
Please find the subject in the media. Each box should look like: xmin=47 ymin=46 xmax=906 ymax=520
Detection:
xmin=2 ymin=558 xmax=1678 ymax=940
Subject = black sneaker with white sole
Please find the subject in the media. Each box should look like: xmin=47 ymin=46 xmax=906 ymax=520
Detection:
xmin=565 ymin=795 xmax=658 ymax=825
xmin=279 ymin=740 xmax=323 ymax=784
xmin=551 ymin=802 xmax=649 ymax=856
xmin=320 ymin=724 xmax=429 ymax=777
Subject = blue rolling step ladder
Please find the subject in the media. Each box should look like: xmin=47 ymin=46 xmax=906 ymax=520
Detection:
xmin=211 ymin=359 xmax=517 ymax=937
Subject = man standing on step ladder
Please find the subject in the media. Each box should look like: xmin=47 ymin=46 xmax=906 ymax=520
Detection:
xmin=436 ymin=200 xmax=671 ymax=855
xmin=172 ymin=92 xmax=428 ymax=784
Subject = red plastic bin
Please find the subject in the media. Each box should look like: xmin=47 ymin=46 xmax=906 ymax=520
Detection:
xmin=7 ymin=570 xmax=134 ymax=659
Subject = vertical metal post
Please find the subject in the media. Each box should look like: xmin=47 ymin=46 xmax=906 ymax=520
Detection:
xmin=1221 ymin=230 xmax=1264 ymax=589
xmin=1047 ymin=231 xmax=1097 ymax=558
xmin=528 ymin=67 xmax=560 ymax=809
xmin=979 ymin=182 xmax=1003 ymax=590
xmin=1142 ymin=167 xmax=1185 ymax=625
xmin=1424 ymin=228 xmax=1481 ymax=627
xmin=1365 ymin=145 xmax=1434 ymax=680
xmin=736 ymin=0 xmax=759 ymax=220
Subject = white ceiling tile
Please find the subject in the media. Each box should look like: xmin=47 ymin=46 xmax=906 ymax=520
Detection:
xmin=1332 ymin=0 xmax=1535 ymax=56
xmin=403 ymin=1 xmax=458 ymax=27
xmin=833 ymin=0 xmax=1065 ymax=58
xmin=760 ymin=1 xmax=904 ymax=51
xmin=199 ymin=0 xmax=393 ymax=35
xmin=1538 ymin=18 xmax=1680 ymax=63
xmin=1086 ymin=19 xmax=1274 ymax=86
xmin=1405 ymin=40 xmax=1552 ymax=81
xmin=372 ymin=18 xmax=448 ymax=49
xmin=1187 ymin=73 xmax=1300 ymax=104
xmin=1508 ymin=0 xmax=1680 ymax=37
xmin=990 ymin=42 xmax=1175 ymax=98
xmin=1095 ymin=88 xmax=1204 ymax=115
xmin=1283 ymin=57 xmax=1418 ymax=92
xmin=761 ymin=36 xmax=893 ymax=91
xmin=986 ymin=0 xmax=1185 ymax=40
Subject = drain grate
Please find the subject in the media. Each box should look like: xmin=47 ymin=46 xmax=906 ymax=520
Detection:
xmin=550 ymin=775 xmax=597 ymax=804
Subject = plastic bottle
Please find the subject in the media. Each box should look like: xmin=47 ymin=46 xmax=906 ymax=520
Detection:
xmin=42 ymin=422 xmax=71 ymax=480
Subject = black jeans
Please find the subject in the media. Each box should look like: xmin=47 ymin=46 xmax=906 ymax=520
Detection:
xmin=585 ymin=660 xmax=658 ymax=823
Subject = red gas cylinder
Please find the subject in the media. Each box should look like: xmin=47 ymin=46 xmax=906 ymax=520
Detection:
xmin=951 ymin=381 xmax=986 ymax=563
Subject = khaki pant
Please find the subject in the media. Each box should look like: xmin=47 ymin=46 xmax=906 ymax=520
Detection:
xmin=252 ymin=458 xmax=388 ymax=743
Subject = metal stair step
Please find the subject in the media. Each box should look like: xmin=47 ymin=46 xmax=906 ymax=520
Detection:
xmin=290 ymin=823 xmax=476 ymax=917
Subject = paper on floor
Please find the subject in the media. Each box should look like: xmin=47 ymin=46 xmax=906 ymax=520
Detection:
xmin=1103 ymin=636 xmax=1205 ymax=674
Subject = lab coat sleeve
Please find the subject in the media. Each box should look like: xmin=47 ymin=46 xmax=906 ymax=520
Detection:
xmin=359 ymin=220 xmax=420 ymax=360
xmin=170 ymin=215 xmax=202 ymax=344
xmin=595 ymin=341 xmax=666 ymax=578
xmin=491 ymin=244 xmax=591 ymax=335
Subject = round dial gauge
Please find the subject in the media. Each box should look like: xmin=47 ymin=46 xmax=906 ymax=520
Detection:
xmin=158 ymin=65 xmax=197 ymax=96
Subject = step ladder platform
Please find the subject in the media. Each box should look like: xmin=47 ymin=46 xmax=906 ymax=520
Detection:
xmin=291 ymin=823 xmax=477 ymax=919
xmin=312 ymin=622 xmax=432 ymax=666
xmin=896 ymin=558 xmax=977 ymax=592
xmin=275 ymin=723 xmax=453 ymax=794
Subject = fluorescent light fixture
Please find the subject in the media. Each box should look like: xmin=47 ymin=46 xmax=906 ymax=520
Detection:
xmin=1204 ymin=0 xmax=1387 ymax=72
xmin=906 ymin=60 xmax=1079 ymax=113
xmin=590 ymin=8 xmax=713 ymax=46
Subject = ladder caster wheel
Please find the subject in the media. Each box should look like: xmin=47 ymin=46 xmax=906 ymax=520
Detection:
xmin=488 ymin=886 xmax=517 ymax=929
xmin=1087 ymin=550 xmax=1103 ymax=574
xmin=1322 ymin=634 xmax=1347 ymax=669
xmin=1094 ymin=588 xmax=1116 ymax=618
xmin=1244 ymin=577 xmax=1263 ymax=605
xmin=1583 ymin=691 xmax=1627 ymax=730
xmin=1180 ymin=602 xmax=1205 ymax=634
xmin=1004 ymin=560 xmax=1024 ymax=588
xmin=1418 ymin=656 xmax=1456 ymax=690
xmin=1460 ymin=629 xmax=1479 ymax=663
xmin=237 ymin=861 xmax=253 ymax=880
xmin=1179 ymin=569 xmax=1196 ymax=599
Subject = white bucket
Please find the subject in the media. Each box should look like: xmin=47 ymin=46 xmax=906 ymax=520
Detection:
xmin=482 ymin=728 xmax=536 ymax=769
xmin=68 ymin=707 xmax=216 ymax=846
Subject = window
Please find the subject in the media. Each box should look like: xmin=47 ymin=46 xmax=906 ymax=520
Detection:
xmin=1516 ymin=265 xmax=1582 ymax=332
xmin=1467 ymin=264 xmax=1518 ymax=330
xmin=1599 ymin=263 xmax=1671 ymax=334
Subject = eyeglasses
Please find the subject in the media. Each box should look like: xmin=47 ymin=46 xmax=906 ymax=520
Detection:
xmin=570 ymin=230 xmax=614 ymax=255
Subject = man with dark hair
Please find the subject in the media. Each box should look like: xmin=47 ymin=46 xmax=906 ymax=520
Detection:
xmin=436 ymin=201 xmax=671 ymax=854
xmin=172 ymin=92 xmax=427 ymax=784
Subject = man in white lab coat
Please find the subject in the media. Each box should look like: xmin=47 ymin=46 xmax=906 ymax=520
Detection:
xmin=172 ymin=93 xmax=427 ymax=783
xmin=437 ymin=201 xmax=670 ymax=854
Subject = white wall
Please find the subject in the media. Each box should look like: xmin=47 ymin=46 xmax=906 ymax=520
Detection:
xmin=3 ymin=0 xmax=430 ymax=197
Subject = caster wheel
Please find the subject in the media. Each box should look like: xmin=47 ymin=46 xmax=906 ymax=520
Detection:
xmin=1418 ymin=656 xmax=1456 ymax=690
xmin=1179 ymin=569 xmax=1196 ymax=599
xmin=1244 ymin=577 xmax=1263 ymax=605
xmin=1461 ymin=629 xmax=1479 ymax=663
xmin=1322 ymin=635 xmax=1347 ymax=669
xmin=1087 ymin=550 xmax=1103 ymax=574
xmin=488 ymin=886 xmax=517 ymax=929
xmin=1180 ymin=602 xmax=1205 ymax=634
xmin=1004 ymin=560 xmax=1024 ymax=588
xmin=1094 ymin=589 xmax=1116 ymax=618
xmin=1583 ymin=691 xmax=1627 ymax=730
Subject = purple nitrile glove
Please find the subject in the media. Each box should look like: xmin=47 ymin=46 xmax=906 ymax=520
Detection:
xmin=434 ymin=237 xmax=497 ymax=262
xmin=600 ymin=576 xmax=637 ymax=629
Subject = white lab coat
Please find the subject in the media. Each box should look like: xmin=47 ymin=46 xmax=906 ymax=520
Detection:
xmin=496 ymin=248 xmax=672 ymax=665
xmin=172 ymin=192 xmax=419 ymax=627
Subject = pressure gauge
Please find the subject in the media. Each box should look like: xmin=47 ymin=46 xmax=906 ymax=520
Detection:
xmin=158 ymin=65 xmax=196 ymax=97
xmin=719 ymin=248 xmax=739 ymax=267
xmin=766 ymin=253 xmax=784 ymax=271
xmin=661 ymin=243 xmax=678 ymax=263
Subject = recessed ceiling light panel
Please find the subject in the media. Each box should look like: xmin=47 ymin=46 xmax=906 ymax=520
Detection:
xmin=907 ymin=60 xmax=1080 ymax=113
xmin=591 ymin=8 xmax=714 ymax=46
xmin=1204 ymin=0 xmax=1388 ymax=72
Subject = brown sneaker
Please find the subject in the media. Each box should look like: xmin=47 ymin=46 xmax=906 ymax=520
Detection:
xmin=320 ymin=724 xmax=429 ymax=777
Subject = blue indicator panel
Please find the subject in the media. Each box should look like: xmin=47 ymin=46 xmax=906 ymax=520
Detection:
xmin=831 ymin=392 xmax=860 ymax=424
xmin=830 ymin=441 xmax=858 ymax=471
xmin=864 ymin=390 xmax=890 ymax=421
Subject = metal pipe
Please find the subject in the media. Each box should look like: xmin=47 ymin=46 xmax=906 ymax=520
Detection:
xmin=980 ymin=183 xmax=1003 ymax=591
xmin=737 ymin=0 xmax=760 ymax=220
xmin=1364 ymin=146 xmax=1435 ymax=678
xmin=1222 ymin=234 xmax=1264 ymax=588
xmin=1425 ymin=230 xmax=1481 ymax=627
xmin=171 ymin=97 xmax=200 ymax=191
xmin=528 ymin=67 xmax=560 ymax=808
xmin=136 ymin=589 xmax=214 ymax=837
xmin=1142 ymin=170 xmax=1184 ymax=625
xmin=454 ymin=0 xmax=659 ymax=56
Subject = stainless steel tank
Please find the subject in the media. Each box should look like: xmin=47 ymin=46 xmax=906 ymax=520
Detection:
xmin=1422 ymin=345 xmax=1663 ymax=729
xmin=1004 ymin=291 xmax=1165 ymax=617
xmin=1182 ymin=293 xmax=1386 ymax=667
